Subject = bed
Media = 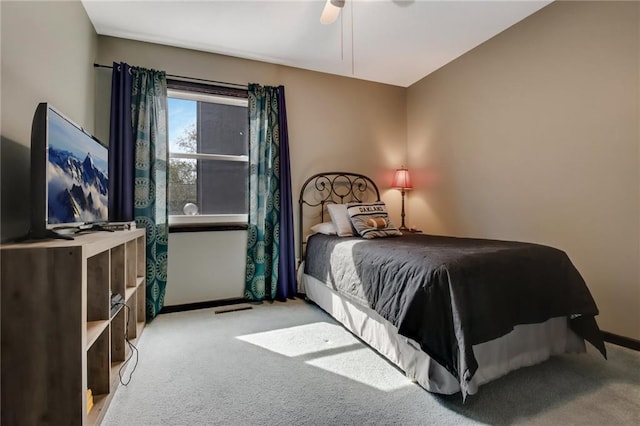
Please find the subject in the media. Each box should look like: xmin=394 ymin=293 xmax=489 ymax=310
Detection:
xmin=297 ymin=172 xmax=606 ymax=399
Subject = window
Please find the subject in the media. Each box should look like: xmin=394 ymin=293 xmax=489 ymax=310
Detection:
xmin=167 ymin=81 xmax=249 ymax=228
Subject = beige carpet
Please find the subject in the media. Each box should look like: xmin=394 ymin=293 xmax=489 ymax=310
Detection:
xmin=103 ymin=299 xmax=640 ymax=425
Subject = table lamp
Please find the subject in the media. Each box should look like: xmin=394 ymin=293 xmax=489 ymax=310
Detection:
xmin=392 ymin=166 xmax=412 ymax=231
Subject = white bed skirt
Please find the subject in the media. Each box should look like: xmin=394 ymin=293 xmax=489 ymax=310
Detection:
xmin=300 ymin=271 xmax=586 ymax=396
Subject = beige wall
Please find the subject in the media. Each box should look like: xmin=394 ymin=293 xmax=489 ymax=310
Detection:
xmin=95 ymin=36 xmax=407 ymax=304
xmin=164 ymin=231 xmax=247 ymax=305
xmin=1 ymin=0 xmax=98 ymax=241
xmin=407 ymin=1 xmax=640 ymax=339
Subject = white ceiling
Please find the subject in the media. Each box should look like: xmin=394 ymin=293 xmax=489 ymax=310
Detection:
xmin=82 ymin=0 xmax=552 ymax=87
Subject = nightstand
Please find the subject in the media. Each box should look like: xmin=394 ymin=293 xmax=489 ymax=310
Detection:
xmin=403 ymin=229 xmax=423 ymax=234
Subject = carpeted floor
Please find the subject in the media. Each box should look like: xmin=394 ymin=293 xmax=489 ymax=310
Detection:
xmin=103 ymin=299 xmax=640 ymax=425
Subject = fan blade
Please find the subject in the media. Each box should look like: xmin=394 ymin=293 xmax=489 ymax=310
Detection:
xmin=320 ymin=0 xmax=345 ymax=25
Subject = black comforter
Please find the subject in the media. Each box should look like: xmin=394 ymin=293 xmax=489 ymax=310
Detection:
xmin=304 ymin=233 xmax=606 ymax=396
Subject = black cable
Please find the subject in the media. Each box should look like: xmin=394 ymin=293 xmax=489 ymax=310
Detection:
xmin=114 ymin=302 xmax=139 ymax=386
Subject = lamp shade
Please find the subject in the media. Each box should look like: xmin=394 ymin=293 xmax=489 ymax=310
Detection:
xmin=392 ymin=168 xmax=413 ymax=189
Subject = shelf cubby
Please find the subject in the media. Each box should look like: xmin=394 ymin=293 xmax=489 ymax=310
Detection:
xmin=87 ymin=250 xmax=110 ymax=323
xmin=111 ymin=244 xmax=126 ymax=299
xmin=111 ymin=305 xmax=126 ymax=363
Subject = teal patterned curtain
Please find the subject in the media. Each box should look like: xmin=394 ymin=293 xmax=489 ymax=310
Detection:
xmin=245 ymin=84 xmax=280 ymax=300
xmin=131 ymin=68 xmax=169 ymax=319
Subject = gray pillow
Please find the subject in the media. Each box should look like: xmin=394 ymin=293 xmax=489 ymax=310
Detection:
xmin=346 ymin=201 xmax=402 ymax=239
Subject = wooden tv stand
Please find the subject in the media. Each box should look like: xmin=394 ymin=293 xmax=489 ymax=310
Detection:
xmin=1 ymin=229 xmax=146 ymax=424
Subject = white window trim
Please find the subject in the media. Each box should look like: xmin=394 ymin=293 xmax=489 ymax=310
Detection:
xmin=170 ymin=152 xmax=248 ymax=162
xmin=169 ymin=214 xmax=248 ymax=226
xmin=167 ymin=89 xmax=248 ymax=107
xmin=168 ymin=89 xmax=249 ymax=226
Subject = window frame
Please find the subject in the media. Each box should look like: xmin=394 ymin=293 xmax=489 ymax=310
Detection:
xmin=166 ymin=80 xmax=249 ymax=231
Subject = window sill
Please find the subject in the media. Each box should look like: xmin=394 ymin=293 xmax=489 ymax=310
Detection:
xmin=169 ymin=222 xmax=248 ymax=233
xmin=169 ymin=215 xmax=247 ymax=232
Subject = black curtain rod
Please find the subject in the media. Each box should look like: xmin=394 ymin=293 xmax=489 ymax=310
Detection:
xmin=93 ymin=63 xmax=248 ymax=89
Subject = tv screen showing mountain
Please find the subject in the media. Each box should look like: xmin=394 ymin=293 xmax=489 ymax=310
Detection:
xmin=47 ymin=109 xmax=108 ymax=225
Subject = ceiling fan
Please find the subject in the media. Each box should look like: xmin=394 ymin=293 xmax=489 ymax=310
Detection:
xmin=320 ymin=0 xmax=345 ymax=25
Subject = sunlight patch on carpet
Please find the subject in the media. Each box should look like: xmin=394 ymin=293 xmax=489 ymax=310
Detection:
xmin=236 ymin=321 xmax=361 ymax=357
xmin=305 ymin=347 xmax=414 ymax=392
xmin=236 ymin=321 xmax=413 ymax=392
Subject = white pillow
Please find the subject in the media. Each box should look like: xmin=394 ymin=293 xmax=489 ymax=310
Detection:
xmin=327 ymin=203 xmax=354 ymax=236
xmin=310 ymin=222 xmax=337 ymax=235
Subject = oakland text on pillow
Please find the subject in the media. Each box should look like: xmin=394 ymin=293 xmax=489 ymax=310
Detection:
xmin=347 ymin=201 xmax=402 ymax=239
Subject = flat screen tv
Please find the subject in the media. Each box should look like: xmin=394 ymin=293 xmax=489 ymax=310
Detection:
xmin=28 ymin=103 xmax=109 ymax=239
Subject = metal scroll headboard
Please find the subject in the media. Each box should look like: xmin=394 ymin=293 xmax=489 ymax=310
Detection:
xmin=297 ymin=172 xmax=381 ymax=260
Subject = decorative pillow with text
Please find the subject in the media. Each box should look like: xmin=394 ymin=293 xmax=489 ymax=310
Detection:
xmin=346 ymin=201 xmax=402 ymax=239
